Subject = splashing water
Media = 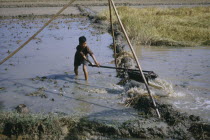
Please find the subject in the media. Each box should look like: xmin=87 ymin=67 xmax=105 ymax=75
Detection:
xmin=149 ymin=78 xmax=174 ymax=96
xmin=126 ymin=87 xmax=148 ymax=97
xmin=125 ymin=78 xmax=185 ymax=99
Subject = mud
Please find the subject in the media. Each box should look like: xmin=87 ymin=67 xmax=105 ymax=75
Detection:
xmin=0 ymin=7 xmax=81 ymax=17
xmin=26 ymin=87 xmax=48 ymax=98
xmin=124 ymin=95 xmax=210 ymax=139
xmin=1 ymin=98 xmax=210 ymax=140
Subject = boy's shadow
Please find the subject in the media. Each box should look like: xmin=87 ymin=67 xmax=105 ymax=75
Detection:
xmin=47 ymin=74 xmax=74 ymax=80
xmin=45 ymin=74 xmax=78 ymax=84
xmin=44 ymin=74 xmax=92 ymax=87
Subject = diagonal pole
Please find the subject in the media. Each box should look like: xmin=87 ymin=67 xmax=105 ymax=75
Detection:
xmin=0 ymin=0 xmax=76 ymax=65
xmin=108 ymin=0 xmax=117 ymax=68
xmin=109 ymin=0 xmax=161 ymax=118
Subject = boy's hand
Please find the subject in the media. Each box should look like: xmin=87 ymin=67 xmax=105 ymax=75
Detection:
xmin=95 ymin=62 xmax=100 ymax=67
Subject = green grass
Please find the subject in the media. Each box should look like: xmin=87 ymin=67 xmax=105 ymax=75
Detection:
xmin=99 ymin=6 xmax=210 ymax=47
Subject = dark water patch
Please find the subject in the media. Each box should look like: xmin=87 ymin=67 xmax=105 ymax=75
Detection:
xmin=0 ymin=101 xmax=4 ymax=111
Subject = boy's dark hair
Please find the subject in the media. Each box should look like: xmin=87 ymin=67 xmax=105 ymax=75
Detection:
xmin=79 ymin=36 xmax=86 ymax=44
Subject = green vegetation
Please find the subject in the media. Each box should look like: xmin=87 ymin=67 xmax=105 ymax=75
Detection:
xmin=99 ymin=6 xmax=210 ymax=47
xmin=0 ymin=112 xmax=77 ymax=139
xmin=0 ymin=109 xmax=209 ymax=139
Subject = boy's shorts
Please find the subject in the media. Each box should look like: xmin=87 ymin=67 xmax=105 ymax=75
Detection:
xmin=74 ymin=55 xmax=89 ymax=67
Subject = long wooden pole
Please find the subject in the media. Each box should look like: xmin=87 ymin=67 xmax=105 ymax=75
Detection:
xmin=0 ymin=0 xmax=76 ymax=65
xmin=89 ymin=64 xmax=152 ymax=73
xmin=110 ymin=0 xmax=161 ymax=118
xmin=108 ymin=0 xmax=117 ymax=68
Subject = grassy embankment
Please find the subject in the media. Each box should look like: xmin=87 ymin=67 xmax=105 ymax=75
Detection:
xmin=99 ymin=6 xmax=210 ymax=47
xmin=0 ymin=112 xmax=78 ymax=139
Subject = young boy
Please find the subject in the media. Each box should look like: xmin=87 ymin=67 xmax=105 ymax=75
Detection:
xmin=74 ymin=36 xmax=100 ymax=80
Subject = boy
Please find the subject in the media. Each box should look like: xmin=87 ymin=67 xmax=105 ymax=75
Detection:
xmin=74 ymin=36 xmax=100 ymax=80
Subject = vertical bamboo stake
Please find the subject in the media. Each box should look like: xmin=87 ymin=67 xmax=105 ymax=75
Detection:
xmin=108 ymin=0 xmax=117 ymax=68
xmin=110 ymin=0 xmax=161 ymax=118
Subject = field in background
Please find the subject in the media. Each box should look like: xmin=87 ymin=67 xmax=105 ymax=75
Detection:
xmin=0 ymin=0 xmax=209 ymax=7
xmin=0 ymin=0 xmax=209 ymax=3
xmin=99 ymin=6 xmax=210 ymax=47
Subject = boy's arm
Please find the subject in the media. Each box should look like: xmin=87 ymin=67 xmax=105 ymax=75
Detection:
xmin=86 ymin=46 xmax=100 ymax=66
xmin=80 ymin=52 xmax=93 ymax=65
xmin=90 ymin=54 xmax=100 ymax=66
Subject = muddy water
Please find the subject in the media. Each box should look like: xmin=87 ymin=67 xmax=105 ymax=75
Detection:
xmin=135 ymin=46 xmax=210 ymax=122
xmin=0 ymin=17 xmax=139 ymax=122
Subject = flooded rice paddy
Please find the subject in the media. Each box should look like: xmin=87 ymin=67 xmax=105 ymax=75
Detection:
xmin=135 ymin=46 xmax=210 ymax=122
xmin=0 ymin=17 xmax=140 ymax=122
xmin=0 ymin=17 xmax=210 ymax=123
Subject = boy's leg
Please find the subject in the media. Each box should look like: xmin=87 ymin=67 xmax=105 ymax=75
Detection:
xmin=83 ymin=64 xmax=88 ymax=80
xmin=74 ymin=66 xmax=78 ymax=76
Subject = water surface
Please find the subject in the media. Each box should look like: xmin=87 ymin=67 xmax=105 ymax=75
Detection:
xmin=135 ymin=46 xmax=210 ymax=122
xmin=0 ymin=17 xmax=139 ymax=122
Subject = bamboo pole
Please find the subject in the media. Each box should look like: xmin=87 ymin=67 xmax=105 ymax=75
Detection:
xmin=108 ymin=0 xmax=117 ymax=68
xmin=0 ymin=0 xmax=76 ymax=65
xmin=109 ymin=0 xmax=161 ymax=118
